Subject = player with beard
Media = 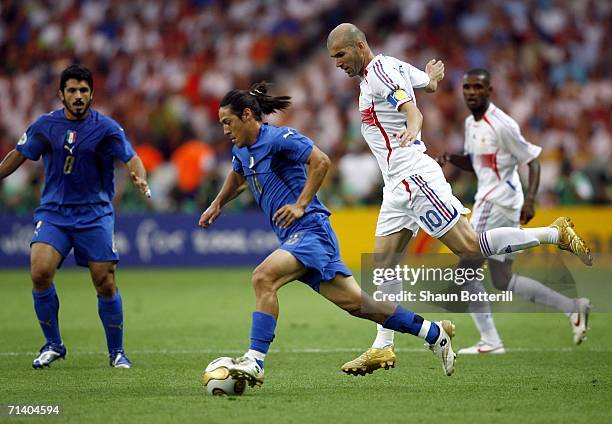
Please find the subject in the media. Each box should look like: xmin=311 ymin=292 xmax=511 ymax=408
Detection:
xmin=0 ymin=64 xmax=151 ymax=369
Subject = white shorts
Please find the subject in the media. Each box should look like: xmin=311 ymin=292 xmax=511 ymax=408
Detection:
xmin=376 ymin=158 xmax=469 ymax=238
xmin=470 ymin=200 xmax=521 ymax=261
xmin=470 ymin=200 xmax=520 ymax=232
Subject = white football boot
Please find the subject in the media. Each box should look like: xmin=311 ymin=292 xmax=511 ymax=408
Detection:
xmin=427 ymin=320 xmax=456 ymax=376
xmin=569 ymin=298 xmax=591 ymax=345
xmin=227 ymin=356 xmax=265 ymax=387
xmin=32 ymin=343 xmax=66 ymax=369
xmin=458 ymin=340 xmax=506 ymax=355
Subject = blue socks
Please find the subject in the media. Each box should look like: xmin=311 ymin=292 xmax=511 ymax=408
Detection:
xmin=425 ymin=321 xmax=440 ymax=344
xmin=98 ymin=290 xmax=124 ymax=353
xmin=248 ymin=311 xmax=277 ymax=368
xmin=33 ymin=284 xmax=125 ymax=353
xmin=383 ymin=305 xmax=440 ymax=344
xmin=32 ymin=283 xmax=62 ymax=345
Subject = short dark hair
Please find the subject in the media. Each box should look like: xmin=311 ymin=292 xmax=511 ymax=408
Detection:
xmin=60 ymin=64 xmax=93 ymax=91
xmin=220 ymin=82 xmax=291 ymax=121
xmin=465 ymin=68 xmax=491 ymax=84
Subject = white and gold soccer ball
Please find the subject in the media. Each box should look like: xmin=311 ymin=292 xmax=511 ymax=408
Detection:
xmin=202 ymin=357 xmax=247 ymax=396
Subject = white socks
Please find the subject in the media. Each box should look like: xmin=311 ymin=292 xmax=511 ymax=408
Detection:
xmin=480 ymin=227 xmax=559 ymax=257
xmin=246 ymin=349 xmax=266 ymax=363
xmin=372 ymin=279 xmax=402 ymax=349
xmin=471 ymin=313 xmax=502 ymax=345
xmin=373 ymin=326 xmax=395 ymax=349
xmin=525 ymin=227 xmax=560 ymax=245
xmin=464 ymin=278 xmax=502 ymax=345
xmin=509 ymin=274 xmax=575 ymax=315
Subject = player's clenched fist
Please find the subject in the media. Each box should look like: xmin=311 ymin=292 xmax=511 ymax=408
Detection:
xmin=425 ymin=59 xmax=445 ymax=83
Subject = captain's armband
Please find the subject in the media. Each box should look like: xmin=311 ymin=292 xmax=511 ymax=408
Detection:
xmin=386 ymin=89 xmax=412 ymax=109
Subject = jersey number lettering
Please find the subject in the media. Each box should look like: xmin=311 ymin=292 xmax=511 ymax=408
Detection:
xmin=420 ymin=209 xmax=442 ymax=232
xmin=249 ymin=174 xmax=262 ymax=194
xmin=63 ymin=155 xmax=75 ymax=174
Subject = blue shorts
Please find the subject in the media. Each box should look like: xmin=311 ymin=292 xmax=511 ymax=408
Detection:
xmin=279 ymin=215 xmax=352 ymax=292
xmin=31 ymin=214 xmax=119 ymax=268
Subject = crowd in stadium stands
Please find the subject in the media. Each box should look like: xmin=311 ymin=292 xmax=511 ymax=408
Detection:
xmin=0 ymin=0 xmax=609 ymax=215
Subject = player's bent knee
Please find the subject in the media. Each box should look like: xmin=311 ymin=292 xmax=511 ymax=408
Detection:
xmin=91 ymin=269 xmax=117 ymax=298
xmin=94 ymin=278 xmax=117 ymax=298
xmin=97 ymin=284 xmax=116 ymax=298
xmin=31 ymin=268 xmax=54 ymax=289
xmin=251 ymin=268 xmax=276 ymax=295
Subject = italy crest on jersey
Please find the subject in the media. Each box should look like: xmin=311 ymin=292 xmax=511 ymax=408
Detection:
xmin=65 ymin=130 xmax=77 ymax=145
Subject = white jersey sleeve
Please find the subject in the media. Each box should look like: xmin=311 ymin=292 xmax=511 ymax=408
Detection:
xmin=367 ymin=58 xmax=414 ymax=111
xmin=496 ymin=112 xmax=542 ymax=165
xmin=406 ymin=64 xmax=430 ymax=89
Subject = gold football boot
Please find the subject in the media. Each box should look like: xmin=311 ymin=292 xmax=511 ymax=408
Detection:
xmin=549 ymin=217 xmax=593 ymax=266
xmin=341 ymin=345 xmax=396 ymax=376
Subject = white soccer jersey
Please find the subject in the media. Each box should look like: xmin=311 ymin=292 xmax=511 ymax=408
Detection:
xmin=359 ymin=54 xmax=431 ymax=189
xmin=464 ymin=103 xmax=542 ymax=209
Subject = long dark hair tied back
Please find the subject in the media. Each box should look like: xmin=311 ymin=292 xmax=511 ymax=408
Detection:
xmin=220 ymin=82 xmax=291 ymax=121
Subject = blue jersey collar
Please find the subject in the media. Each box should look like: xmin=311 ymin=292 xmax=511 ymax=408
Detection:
xmin=248 ymin=123 xmax=268 ymax=150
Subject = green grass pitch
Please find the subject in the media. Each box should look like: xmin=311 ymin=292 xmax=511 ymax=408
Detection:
xmin=1 ymin=269 xmax=611 ymax=423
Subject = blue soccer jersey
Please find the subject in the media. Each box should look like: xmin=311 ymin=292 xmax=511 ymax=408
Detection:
xmin=232 ymin=123 xmax=350 ymax=290
xmin=16 ymin=109 xmax=135 ymax=225
xmin=231 ymin=124 xmax=331 ymax=242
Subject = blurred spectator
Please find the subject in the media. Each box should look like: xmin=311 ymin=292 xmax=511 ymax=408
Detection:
xmin=0 ymin=0 xmax=609 ymax=215
xmin=134 ymin=144 xmax=164 ymax=174
xmin=337 ymin=142 xmax=381 ymax=206
xmin=170 ymin=139 xmax=215 ymax=212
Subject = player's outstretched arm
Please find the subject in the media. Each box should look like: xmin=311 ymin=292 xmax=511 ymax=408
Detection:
xmin=126 ymin=156 xmax=151 ymax=198
xmin=0 ymin=149 xmax=27 ymax=181
xmin=521 ymin=158 xmax=540 ymax=225
xmin=425 ymin=59 xmax=445 ymax=93
xmin=199 ymin=170 xmax=247 ymax=228
xmin=273 ymin=146 xmax=330 ymax=229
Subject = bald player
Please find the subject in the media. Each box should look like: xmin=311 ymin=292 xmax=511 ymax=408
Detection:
xmin=326 ymin=23 xmax=593 ymax=376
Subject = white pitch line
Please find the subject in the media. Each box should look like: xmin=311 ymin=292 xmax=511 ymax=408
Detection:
xmin=1 ymin=347 xmax=612 ymax=356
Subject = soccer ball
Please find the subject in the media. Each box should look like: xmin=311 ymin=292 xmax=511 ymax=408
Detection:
xmin=202 ymin=357 xmax=247 ymax=396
